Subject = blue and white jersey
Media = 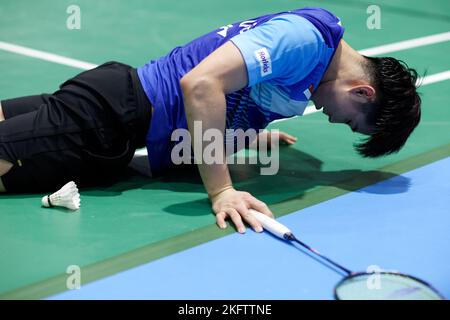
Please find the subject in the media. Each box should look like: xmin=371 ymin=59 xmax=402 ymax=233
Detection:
xmin=137 ymin=7 xmax=344 ymax=174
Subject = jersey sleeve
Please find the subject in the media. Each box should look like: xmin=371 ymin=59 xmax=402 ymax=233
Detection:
xmin=230 ymin=14 xmax=323 ymax=87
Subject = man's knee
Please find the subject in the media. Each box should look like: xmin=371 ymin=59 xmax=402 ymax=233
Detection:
xmin=1 ymin=102 xmax=10 ymax=191
xmin=0 ymin=101 xmax=4 ymax=122
xmin=0 ymin=160 xmax=13 ymax=192
xmin=0 ymin=159 xmax=13 ymax=176
xmin=0 ymin=177 xmax=5 ymax=192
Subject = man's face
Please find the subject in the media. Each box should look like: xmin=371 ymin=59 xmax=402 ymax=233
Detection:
xmin=311 ymin=78 xmax=376 ymax=135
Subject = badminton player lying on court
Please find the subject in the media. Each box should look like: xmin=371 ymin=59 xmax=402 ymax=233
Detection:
xmin=0 ymin=7 xmax=421 ymax=233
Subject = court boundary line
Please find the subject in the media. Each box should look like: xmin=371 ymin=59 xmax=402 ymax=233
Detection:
xmin=358 ymin=31 xmax=450 ymax=56
xmin=1 ymin=33 xmax=450 ymax=121
xmin=0 ymin=41 xmax=97 ymax=70
xmin=420 ymin=70 xmax=450 ymax=86
xmin=1 ymin=31 xmax=449 ymax=71
xmin=1 ymin=142 xmax=449 ymax=299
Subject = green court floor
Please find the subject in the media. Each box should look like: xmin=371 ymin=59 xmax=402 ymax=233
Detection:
xmin=0 ymin=0 xmax=449 ymax=298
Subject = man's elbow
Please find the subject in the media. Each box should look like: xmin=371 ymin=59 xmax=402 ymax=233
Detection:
xmin=180 ymin=75 xmax=222 ymax=103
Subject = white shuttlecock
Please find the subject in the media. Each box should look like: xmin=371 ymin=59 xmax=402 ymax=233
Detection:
xmin=41 ymin=181 xmax=81 ymax=210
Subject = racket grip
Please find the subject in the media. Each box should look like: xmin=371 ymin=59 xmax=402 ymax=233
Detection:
xmin=249 ymin=209 xmax=291 ymax=239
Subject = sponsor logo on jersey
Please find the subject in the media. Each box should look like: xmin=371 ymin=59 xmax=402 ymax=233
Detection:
xmin=303 ymin=84 xmax=314 ymax=99
xmin=254 ymin=47 xmax=272 ymax=77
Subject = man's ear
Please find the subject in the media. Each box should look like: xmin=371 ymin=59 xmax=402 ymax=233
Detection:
xmin=349 ymin=85 xmax=376 ymax=103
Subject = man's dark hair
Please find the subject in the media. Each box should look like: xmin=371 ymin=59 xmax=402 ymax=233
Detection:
xmin=355 ymin=56 xmax=421 ymax=157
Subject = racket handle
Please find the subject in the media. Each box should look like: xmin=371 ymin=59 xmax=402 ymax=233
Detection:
xmin=249 ymin=209 xmax=291 ymax=239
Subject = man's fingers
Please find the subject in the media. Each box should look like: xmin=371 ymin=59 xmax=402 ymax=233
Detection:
xmin=212 ymin=190 xmax=273 ymax=234
xmin=279 ymin=132 xmax=297 ymax=144
xmin=281 ymin=132 xmax=297 ymax=140
xmin=236 ymin=205 xmax=263 ymax=233
xmin=280 ymin=138 xmax=295 ymax=145
xmin=285 ymin=137 xmax=297 ymax=144
xmin=216 ymin=212 xmax=227 ymax=229
xmin=226 ymin=208 xmax=246 ymax=233
xmin=248 ymin=198 xmax=274 ymax=219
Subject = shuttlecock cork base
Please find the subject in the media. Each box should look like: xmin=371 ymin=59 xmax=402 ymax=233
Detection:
xmin=41 ymin=181 xmax=81 ymax=211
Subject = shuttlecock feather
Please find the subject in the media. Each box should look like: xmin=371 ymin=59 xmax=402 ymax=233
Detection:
xmin=41 ymin=181 xmax=81 ymax=210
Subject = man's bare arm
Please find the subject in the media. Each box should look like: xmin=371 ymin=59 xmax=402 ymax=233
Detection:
xmin=181 ymin=41 xmax=273 ymax=233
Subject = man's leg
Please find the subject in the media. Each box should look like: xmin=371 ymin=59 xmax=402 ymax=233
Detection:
xmin=0 ymin=160 xmax=13 ymax=192
xmin=0 ymin=99 xmax=135 ymax=193
xmin=0 ymin=95 xmax=58 ymax=192
xmin=0 ymin=98 xmax=94 ymax=193
xmin=0 ymin=62 xmax=146 ymax=193
xmin=0 ymin=101 xmax=4 ymax=121
xmin=0 ymin=102 xmax=13 ymax=192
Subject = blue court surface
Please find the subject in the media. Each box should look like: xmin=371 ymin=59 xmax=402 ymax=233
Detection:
xmin=50 ymin=157 xmax=450 ymax=299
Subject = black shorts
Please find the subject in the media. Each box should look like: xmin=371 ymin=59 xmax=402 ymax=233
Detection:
xmin=0 ymin=61 xmax=152 ymax=193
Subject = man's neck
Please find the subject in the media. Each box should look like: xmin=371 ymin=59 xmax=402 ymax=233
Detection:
xmin=320 ymin=40 xmax=366 ymax=83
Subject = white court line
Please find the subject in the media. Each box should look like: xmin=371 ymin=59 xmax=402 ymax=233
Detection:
xmin=359 ymin=32 xmax=450 ymax=56
xmin=1 ymin=31 xmax=450 ymax=71
xmin=419 ymin=70 xmax=450 ymax=86
xmin=1 ymin=32 xmax=450 ymax=122
xmin=0 ymin=41 xmax=98 ymax=70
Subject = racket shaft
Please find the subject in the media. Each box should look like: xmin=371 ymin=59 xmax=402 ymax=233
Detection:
xmin=249 ymin=209 xmax=291 ymax=239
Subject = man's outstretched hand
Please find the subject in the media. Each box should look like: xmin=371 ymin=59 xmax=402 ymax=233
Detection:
xmin=210 ymin=187 xmax=274 ymax=233
xmin=249 ymin=130 xmax=297 ymax=150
